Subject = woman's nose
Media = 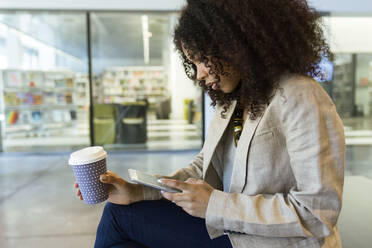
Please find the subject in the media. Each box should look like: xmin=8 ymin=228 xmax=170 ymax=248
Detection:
xmin=196 ymin=64 xmax=208 ymax=81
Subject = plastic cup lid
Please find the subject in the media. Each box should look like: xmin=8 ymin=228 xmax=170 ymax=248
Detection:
xmin=69 ymin=146 xmax=107 ymax=166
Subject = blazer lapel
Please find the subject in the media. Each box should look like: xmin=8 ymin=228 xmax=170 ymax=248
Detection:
xmin=203 ymin=100 xmax=237 ymax=179
xmin=228 ymin=108 xmax=266 ymax=193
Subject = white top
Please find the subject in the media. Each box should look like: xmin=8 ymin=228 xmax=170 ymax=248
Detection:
xmin=68 ymin=146 xmax=107 ymax=166
xmin=221 ymin=120 xmax=236 ymax=192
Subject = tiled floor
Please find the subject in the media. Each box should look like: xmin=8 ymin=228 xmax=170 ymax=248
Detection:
xmin=3 ymin=119 xmax=202 ymax=152
xmin=0 ymin=147 xmax=371 ymax=248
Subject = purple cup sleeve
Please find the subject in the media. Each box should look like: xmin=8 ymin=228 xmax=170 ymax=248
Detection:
xmin=72 ymin=158 xmax=108 ymax=204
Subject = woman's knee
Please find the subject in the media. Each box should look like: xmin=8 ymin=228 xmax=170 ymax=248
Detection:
xmin=102 ymin=200 xmax=169 ymax=221
xmin=102 ymin=202 xmax=132 ymax=218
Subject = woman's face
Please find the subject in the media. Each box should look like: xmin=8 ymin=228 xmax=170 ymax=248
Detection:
xmin=183 ymin=48 xmax=240 ymax=93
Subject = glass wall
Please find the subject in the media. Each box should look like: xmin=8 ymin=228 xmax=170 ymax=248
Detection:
xmin=90 ymin=12 xmax=203 ymax=150
xmin=321 ymin=16 xmax=372 ymax=248
xmin=322 ymin=16 xmax=372 ymax=147
xmin=0 ymin=11 xmax=203 ymax=152
xmin=0 ymin=11 xmax=90 ymax=152
xmin=320 ymin=15 xmax=372 ymax=184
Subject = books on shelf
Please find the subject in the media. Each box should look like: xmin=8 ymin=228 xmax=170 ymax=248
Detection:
xmin=24 ymin=71 xmax=44 ymax=88
xmin=99 ymin=66 xmax=168 ymax=105
xmin=4 ymin=92 xmax=44 ymax=106
xmin=51 ymin=110 xmax=74 ymax=122
xmin=7 ymin=111 xmax=19 ymax=125
xmin=5 ymin=71 xmax=23 ymax=88
xmin=0 ymin=69 xmax=88 ymax=134
xmin=6 ymin=110 xmax=34 ymax=125
xmin=31 ymin=111 xmax=42 ymax=124
xmin=43 ymin=92 xmax=56 ymax=104
xmin=74 ymin=74 xmax=89 ymax=107
xmin=30 ymin=93 xmax=43 ymax=105
xmin=19 ymin=111 xmax=31 ymax=124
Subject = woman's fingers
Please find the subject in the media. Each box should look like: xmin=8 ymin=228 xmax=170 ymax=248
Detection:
xmin=159 ymin=179 xmax=190 ymax=191
xmin=154 ymin=174 xmax=172 ymax=179
xmin=76 ymin=188 xmax=83 ymax=200
xmin=74 ymin=182 xmax=82 ymax=199
xmin=100 ymin=172 xmax=126 ymax=188
xmin=161 ymin=191 xmax=189 ymax=203
xmin=105 ymin=170 xmax=120 ymax=178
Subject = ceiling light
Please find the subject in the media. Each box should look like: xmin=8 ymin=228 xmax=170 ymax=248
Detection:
xmin=141 ymin=15 xmax=150 ymax=65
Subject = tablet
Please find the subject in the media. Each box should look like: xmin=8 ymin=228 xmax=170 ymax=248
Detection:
xmin=128 ymin=169 xmax=182 ymax=193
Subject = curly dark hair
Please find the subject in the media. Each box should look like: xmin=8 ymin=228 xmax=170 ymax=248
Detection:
xmin=173 ymin=0 xmax=332 ymax=119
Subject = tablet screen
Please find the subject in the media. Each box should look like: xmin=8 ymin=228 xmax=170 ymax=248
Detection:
xmin=128 ymin=169 xmax=182 ymax=193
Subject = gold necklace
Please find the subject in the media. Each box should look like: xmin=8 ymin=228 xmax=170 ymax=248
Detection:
xmin=233 ymin=107 xmax=244 ymax=147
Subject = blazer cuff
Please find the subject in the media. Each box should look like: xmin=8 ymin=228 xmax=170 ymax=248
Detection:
xmin=205 ymin=189 xmax=228 ymax=239
xmin=142 ymin=185 xmax=162 ymax=201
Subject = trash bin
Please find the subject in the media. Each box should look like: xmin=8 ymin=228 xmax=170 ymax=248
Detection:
xmin=117 ymin=102 xmax=147 ymax=144
xmin=155 ymin=97 xmax=171 ymax=119
xmin=93 ymin=104 xmax=117 ymax=145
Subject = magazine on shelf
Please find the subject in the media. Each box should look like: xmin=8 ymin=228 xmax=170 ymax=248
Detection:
xmin=5 ymin=71 xmax=23 ymax=88
xmin=70 ymin=110 xmax=77 ymax=120
xmin=31 ymin=111 xmax=42 ymax=123
xmin=44 ymin=75 xmax=56 ymax=88
xmin=55 ymin=78 xmax=66 ymax=88
xmin=25 ymin=93 xmax=34 ymax=105
xmin=43 ymin=111 xmax=53 ymax=123
xmin=66 ymin=78 xmax=74 ymax=87
xmin=25 ymin=72 xmax=44 ymax=88
xmin=43 ymin=92 xmax=56 ymax=104
xmin=19 ymin=111 xmax=31 ymax=124
xmin=17 ymin=93 xmax=26 ymax=105
xmin=52 ymin=110 xmax=63 ymax=123
xmin=65 ymin=92 xmax=73 ymax=104
xmin=64 ymin=111 xmax=71 ymax=122
xmin=4 ymin=92 xmax=19 ymax=106
xmin=6 ymin=111 xmax=19 ymax=125
xmin=33 ymin=94 xmax=43 ymax=105
xmin=57 ymin=93 xmax=65 ymax=104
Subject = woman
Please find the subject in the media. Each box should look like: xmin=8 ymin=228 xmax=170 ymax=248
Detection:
xmin=75 ymin=0 xmax=345 ymax=247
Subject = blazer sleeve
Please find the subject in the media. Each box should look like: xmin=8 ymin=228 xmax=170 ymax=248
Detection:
xmin=142 ymin=149 xmax=204 ymax=200
xmin=205 ymin=79 xmax=345 ymax=239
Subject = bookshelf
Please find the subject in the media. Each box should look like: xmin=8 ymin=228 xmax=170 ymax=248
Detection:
xmin=0 ymin=69 xmax=88 ymax=138
xmin=333 ymin=62 xmax=354 ymax=117
xmin=95 ymin=66 xmax=169 ymax=109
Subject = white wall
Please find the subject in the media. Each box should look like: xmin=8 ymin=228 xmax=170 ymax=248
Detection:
xmin=1 ymin=0 xmax=372 ymax=13
xmin=0 ymin=0 xmax=186 ymax=11
xmin=324 ymin=17 xmax=372 ymax=53
xmin=308 ymin=0 xmax=372 ymax=13
xmin=169 ymin=43 xmax=199 ymax=119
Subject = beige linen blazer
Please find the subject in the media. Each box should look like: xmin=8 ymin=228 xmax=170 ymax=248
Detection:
xmin=143 ymin=74 xmax=345 ymax=248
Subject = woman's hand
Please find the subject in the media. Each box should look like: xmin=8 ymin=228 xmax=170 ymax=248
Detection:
xmin=159 ymin=178 xmax=214 ymax=219
xmin=74 ymin=170 xmax=144 ymax=205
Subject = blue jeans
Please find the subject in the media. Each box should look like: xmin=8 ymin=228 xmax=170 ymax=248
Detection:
xmin=94 ymin=200 xmax=233 ymax=248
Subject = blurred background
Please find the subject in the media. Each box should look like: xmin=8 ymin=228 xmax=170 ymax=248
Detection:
xmin=0 ymin=0 xmax=371 ymax=247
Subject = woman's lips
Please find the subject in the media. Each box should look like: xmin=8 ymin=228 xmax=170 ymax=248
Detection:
xmin=207 ymin=81 xmax=218 ymax=90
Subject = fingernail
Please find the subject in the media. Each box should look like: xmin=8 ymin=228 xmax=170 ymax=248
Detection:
xmin=100 ymin=175 xmax=107 ymax=181
xmin=157 ymin=179 xmax=163 ymax=184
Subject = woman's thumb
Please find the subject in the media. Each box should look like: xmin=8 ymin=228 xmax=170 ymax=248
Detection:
xmin=100 ymin=174 xmax=115 ymax=184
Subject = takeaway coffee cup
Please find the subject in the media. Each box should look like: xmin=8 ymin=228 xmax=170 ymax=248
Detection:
xmin=69 ymin=146 xmax=108 ymax=204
